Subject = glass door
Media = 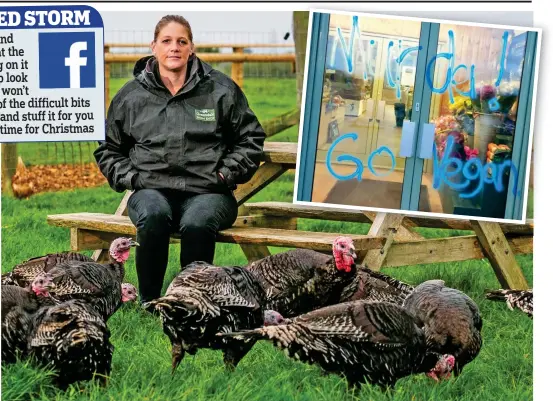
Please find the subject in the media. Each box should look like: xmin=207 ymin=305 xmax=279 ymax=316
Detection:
xmin=315 ymin=31 xmax=382 ymax=159
xmin=410 ymin=22 xmax=538 ymax=220
xmin=309 ymin=13 xmax=426 ymax=210
xmin=296 ymin=12 xmax=538 ymax=222
xmin=369 ymin=37 xmax=421 ymax=171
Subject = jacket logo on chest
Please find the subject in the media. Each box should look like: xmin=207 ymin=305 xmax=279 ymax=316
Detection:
xmin=194 ymin=109 xmax=216 ymax=122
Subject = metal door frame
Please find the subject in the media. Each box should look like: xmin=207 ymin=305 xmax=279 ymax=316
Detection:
xmin=296 ymin=11 xmax=432 ymax=207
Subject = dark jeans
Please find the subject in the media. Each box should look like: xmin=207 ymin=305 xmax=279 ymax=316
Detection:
xmin=127 ymin=189 xmax=238 ymax=302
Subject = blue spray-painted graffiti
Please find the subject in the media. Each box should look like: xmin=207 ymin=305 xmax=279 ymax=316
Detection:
xmin=426 ymin=30 xmax=476 ymax=103
xmin=425 ymin=30 xmax=509 ymax=106
xmin=330 ymin=17 xmax=420 ymax=88
xmin=329 ymin=16 xmax=510 ymax=106
xmin=386 ymin=42 xmax=423 ymax=99
xmin=331 ymin=16 xmax=374 ymax=80
xmin=326 ymin=133 xmax=396 ymax=180
xmin=433 ymin=135 xmax=519 ymax=198
xmin=326 ymin=133 xmax=520 ymax=198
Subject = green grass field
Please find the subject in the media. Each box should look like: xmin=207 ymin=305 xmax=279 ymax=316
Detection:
xmin=1 ymin=77 xmax=533 ymax=401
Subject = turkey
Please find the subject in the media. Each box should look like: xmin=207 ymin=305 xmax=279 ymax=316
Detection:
xmin=2 ymin=251 xmax=93 ymax=287
xmin=27 ymin=299 xmax=114 ymax=389
xmin=1 ymin=283 xmax=55 ymax=364
xmin=402 ymin=280 xmax=482 ymax=376
xmin=121 ymin=283 xmax=138 ymax=303
xmin=145 ymin=262 xmax=266 ymax=374
xmin=244 ymin=236 xmax=358 ymax=317
xmin=485 ymin=288 xmax=533 ymax=318
xmin=218 ymin=301 xmax=455 ymax=389
xmin=30 ymin=238 xmax=139 ymax=320
xmin=333 ymin=267 xmax=414 ymax=305
xmin=147 ymin=236 xmax=360 ymax=373
xmin=1 ymin=237 xmax=135 ymax=288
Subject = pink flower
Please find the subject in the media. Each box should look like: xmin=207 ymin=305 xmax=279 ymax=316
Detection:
xmin=464 ymin=146 xmax=479 ymax=159
xmin=480 ymin=84 xmax=496 ymax=101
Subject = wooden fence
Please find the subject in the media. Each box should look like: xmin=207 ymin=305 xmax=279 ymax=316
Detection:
xmin=103 ymin=43 xmax=296 ymax=112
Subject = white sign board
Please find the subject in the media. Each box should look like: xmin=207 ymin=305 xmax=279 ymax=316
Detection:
xmin=0 ymin=5 xmax=104 ymax=142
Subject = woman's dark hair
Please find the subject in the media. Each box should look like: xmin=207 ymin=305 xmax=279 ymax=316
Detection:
xmin=154 ymin=15 xmax=193 ymax=42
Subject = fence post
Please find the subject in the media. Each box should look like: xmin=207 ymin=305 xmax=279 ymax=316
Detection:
xmin=104 ymin=61 xmax=110 ymax=116
xmin=293 ymin=11 xmax=309 ymax=109
xmin=231 ymin=46 xmax=244 ymax=88
xmin=1 ymin=144 xmax=18 ymax=195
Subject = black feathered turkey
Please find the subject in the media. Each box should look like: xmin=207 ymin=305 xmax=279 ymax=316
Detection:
xmin=27 ymin=299 xmax=114 ymax=389
xmin=1 ymin=285 xmax=55 ymax=364
xmin=244 ymin=236 xmax=358 ymax=317
xmin=146 ymin=261 xmax=266 ymax=373
xmin=31 ymin=238 xmax=138 ymax=320
xmin=148 ymin=237 xmax=359 ymax=373
xmin=333 ymin=267 xmax=414 ymax=305
xmin=219 ymin=300 xmax=455 ymax=389
xmin=402 ymin=280 xmax=482 ymax=376
xmin=2 ymin=252 xmax=93 ymax=287
xmin=485 ymin=288 xmax=532 ymax=318
xmin=1 ymin=237 xmax=136 ymax=288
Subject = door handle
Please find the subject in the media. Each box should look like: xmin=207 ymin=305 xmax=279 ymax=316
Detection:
xmin=418 ymin=123 xmax=436 ymax=159
xmin=399 ymin=121 xmax=416 ymax=158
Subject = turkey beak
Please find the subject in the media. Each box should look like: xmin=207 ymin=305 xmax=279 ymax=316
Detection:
xmin=43 ymin=279 xmax=56 ymax=291
xmin=130 ymin=240 xmax=140 ymax=247
xmin=348 ymin=248 xmax=357 ymax=260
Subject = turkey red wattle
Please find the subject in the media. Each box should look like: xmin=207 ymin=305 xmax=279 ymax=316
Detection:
xmin=332 ymin=236 xmax=356 ymax=272
xmin=426 ymin=354 xmax=455 ymax=381
xmin=31 ymin=274 xmax=53 ymax=297
xmin=32 ymin=287 xmax=49 ymax=297
xmin=109 ymin=238 xmax=139 ymax=263
xmin=113 ymin=249 xmax=130 ymax=263
xmin=334 ymin=254 xmax=352 ymax=272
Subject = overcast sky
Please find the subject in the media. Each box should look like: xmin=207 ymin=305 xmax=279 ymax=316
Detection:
xmin=98 ymin=10 xmax=532 ymax=49
xmin=100 ymin=11 xmax=295 ymax=47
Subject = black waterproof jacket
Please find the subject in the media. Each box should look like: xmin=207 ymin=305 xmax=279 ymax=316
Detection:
xmin=94 ymin=55 xmax=266 ymax=194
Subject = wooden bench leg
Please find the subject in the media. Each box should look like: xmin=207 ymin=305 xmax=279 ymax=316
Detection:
xmin=234 ymin=162 xmax=289 ymax=206
xmin=471 ymin=220 xmax=529 ymax=289
xmin=361 ymin=213 xmax=413 ymax=271
xmin=240 ymin=244 xmax=271 ymax=263
xmin=92 ymin=190 xmax=134 ymax=262
xmin=363 ymin=211 xmax=425 ymax=242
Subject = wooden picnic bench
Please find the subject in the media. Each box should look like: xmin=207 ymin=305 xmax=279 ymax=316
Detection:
xmin=46 ymin=141 xmax=532 ymax=290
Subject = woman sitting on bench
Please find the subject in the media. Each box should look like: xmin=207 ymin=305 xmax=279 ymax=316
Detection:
xmin=94 ymin=15 xmax=266 ymax=308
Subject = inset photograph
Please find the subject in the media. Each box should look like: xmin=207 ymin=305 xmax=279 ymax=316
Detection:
xmin=295 ymin=10 xmax=540 ymax=223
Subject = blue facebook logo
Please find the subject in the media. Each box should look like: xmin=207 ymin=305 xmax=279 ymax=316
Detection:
xmin=38 ymin=32 xmax=96 ymax=89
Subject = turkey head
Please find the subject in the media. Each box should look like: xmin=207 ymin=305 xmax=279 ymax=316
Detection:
xmin=109 ymin=237 xmax=139 ymax=264
xmin=332 ymin=236 xmax=356 ymax=273
xmin=426 ymin=354 xmax=456 ymax=381
xmin=30 ymin=273 xmax=54 ymax=297
xmin=263 ymin=310 xmax=289 ymax=326
xmin=121 ymin=283 xmax=137 ymax=302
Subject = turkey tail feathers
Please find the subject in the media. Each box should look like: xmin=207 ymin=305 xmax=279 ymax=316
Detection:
xmin=484 ymin=289 xmax=511 ymax=301
xmin=484 ymin=289 xmax=527 ymax=301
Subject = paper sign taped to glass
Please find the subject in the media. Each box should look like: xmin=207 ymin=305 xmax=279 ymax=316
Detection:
xmin=0 ymin=5 xmax=105 ymax=142
xmin=294 ymin=9 xmax=541 ymax=223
